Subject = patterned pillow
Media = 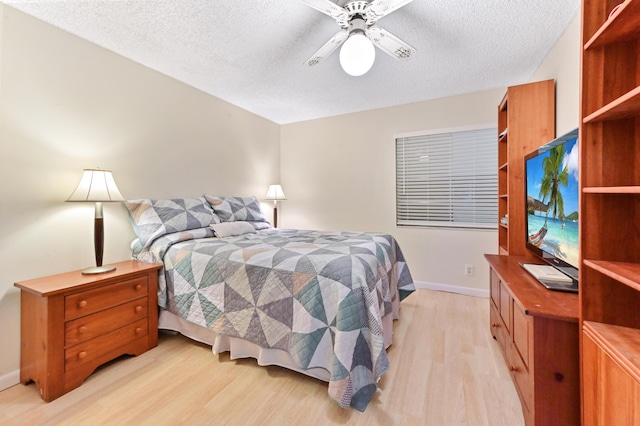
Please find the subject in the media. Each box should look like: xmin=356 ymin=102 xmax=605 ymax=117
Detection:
xmin=211 ymin=221 xmax=256 ymax=238
xmin=125 ymin=197 xmax=217 ymax=247
xmin=204 ymin=195 xmax=269 ymax=223
xmin=251 ymin=221 xmax=273 ymax=230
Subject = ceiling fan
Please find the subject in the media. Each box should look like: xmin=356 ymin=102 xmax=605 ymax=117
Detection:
xmin=302 ymin=0 xmax=417 ymax=76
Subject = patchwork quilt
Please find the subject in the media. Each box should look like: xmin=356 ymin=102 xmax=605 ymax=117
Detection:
xmin=133 ymin=228 xmax=414 ymax=410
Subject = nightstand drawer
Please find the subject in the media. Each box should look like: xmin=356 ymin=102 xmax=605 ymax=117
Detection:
xmin=65 ymin=318 xmax=149 ymax=371
xmin=65 ymin=297 xmax=148 ymax=347
xmin=65 ymin=276 xmax=148 ymax=320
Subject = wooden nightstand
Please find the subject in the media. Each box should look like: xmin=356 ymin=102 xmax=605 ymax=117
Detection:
xmin=14 ymin=260 xmax=163 ymax=402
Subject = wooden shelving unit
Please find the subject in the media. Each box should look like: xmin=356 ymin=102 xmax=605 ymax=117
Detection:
xmin=497 ymin=80 xmax=555 ymax=255
xmin=579 ymin=0 xmax=640 ymax=424
xmin=490 ymin=80 xmax=564 ymax=425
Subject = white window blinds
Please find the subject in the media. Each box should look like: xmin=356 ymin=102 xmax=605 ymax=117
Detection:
xmin=396 ymin=127 xmax=498 ymax=229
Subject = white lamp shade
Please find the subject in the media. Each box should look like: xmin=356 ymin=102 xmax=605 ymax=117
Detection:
xmin=339 ymin=33 xmax=376 ymax=77
xmin=265 ymin=184 xmax=286 ymax=201
xmin=67 ymin=169 xmax=125 ymax=202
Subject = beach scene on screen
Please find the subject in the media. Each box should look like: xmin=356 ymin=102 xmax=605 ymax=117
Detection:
xmin=526 ymin=138 xmax=579 ymax=268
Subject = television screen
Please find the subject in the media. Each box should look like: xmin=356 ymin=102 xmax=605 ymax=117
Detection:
xmin=524 ymin=128 xmax=579 ymax=280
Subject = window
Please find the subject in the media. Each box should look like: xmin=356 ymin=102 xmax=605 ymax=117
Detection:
xmin=396 ymin=126 xmax=498 ymax=229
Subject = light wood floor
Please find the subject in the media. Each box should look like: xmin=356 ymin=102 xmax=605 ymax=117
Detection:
xmin=0 ymin=289 xmax=524 ymax=425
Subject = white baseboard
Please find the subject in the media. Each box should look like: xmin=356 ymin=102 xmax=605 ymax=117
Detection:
xmin=414 ymin=280 xmax=489 ymax=298
xmin=0 ymin=369 xmax=20 ymax=392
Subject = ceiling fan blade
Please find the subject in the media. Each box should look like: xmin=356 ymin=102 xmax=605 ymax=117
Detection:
xmin=366 ymin=0 xmax=416 ymax=21
xmin=301 ymin=0 xmax=348 ymax=21
xmin=367 ymin=25 xmax=416 ymax=60
xmin=304 ymin=30 xmax=349 ymax=67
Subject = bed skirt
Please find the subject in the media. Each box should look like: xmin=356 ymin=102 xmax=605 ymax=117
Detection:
xmin=158 ymin=295 xmax=400 ymax=383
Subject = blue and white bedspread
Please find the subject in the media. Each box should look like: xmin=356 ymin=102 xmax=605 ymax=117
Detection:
xmin=133 ymin=228 xmax=414 ymax=411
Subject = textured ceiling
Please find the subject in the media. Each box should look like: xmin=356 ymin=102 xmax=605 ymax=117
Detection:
xmin=3 ymin=0 xmax=580 ymax=124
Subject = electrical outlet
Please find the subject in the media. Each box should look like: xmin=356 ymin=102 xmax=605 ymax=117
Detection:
xmin=464 ymin=264 xmax=474 ymax=276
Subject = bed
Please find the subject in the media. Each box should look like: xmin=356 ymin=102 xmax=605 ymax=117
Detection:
xmin=125 ymin=196 xmax=415 ymax=411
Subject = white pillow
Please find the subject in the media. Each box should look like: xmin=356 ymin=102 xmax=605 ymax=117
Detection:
xmin=211 ymin=221 xmax=256 ymax=238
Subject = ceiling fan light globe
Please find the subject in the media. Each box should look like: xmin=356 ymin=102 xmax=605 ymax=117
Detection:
xmin=339 ymin=33 xmax=375 ymax=76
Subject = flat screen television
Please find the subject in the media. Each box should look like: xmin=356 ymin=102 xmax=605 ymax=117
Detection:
xmin=524 ymin=128 xmax=579 ymax=285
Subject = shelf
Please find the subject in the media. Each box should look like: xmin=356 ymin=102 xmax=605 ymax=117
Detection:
xmin=583 ymin=186 xmax=640 ymax=194
xmin=499 ymin=246 xmax=509 ymax=255
xmin=583 ymin=260 xmax=640 ymax=292
xmin=583 ymin=86 xmax=640 ymax=123
xmin=580 ymin=0 xmax=640 ymax=418
xmin=496 ymin=80 xmax=555 ymax=259
xmin=583 ymin=321 xmax=640 ymax=383
xmin=585 ymin=0 xmax=640 ymax=49
xmin=499 ymin=223 xmax=508 ymax=229
xmin=499 ymin=96 xmax=508 ymax=112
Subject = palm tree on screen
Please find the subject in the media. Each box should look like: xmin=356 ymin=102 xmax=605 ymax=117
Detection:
xmin=539 ymin=145 xmax=569 ymax=223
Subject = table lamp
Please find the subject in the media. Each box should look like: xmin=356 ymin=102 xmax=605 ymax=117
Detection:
xmin=66 ymin=168 xmax=125 ymax=274
xmin=265 ymin=184 xmax=286 ymax=228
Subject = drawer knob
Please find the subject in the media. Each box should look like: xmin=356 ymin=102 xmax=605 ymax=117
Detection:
xmin=491 ymin=322 xmax=500 ymax=328
xmin=79 ymin=326 xmax=88 ymax=333
xmin=135 ymin=327 xmax=142 ymax=334
xmin=509 ymin=365 xmax=519 ymax=372
xmin=135 ymin=284 xmax=142 ymax=291
xmin=79 ymin=300 xmax=87 ymax=308
xmin=78 ymin=351 xmax=87 ymax=359
xmin=135 ymin=305 xmax=143 ymax=313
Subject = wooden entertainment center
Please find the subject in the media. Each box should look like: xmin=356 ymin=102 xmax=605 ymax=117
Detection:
xmin=486 ymin=254 xmax=579 ymax=425
xmin=491 ymin=2 xmax=640 ymax=420
xmin=489 ymin=79 xmax=580 ymax=425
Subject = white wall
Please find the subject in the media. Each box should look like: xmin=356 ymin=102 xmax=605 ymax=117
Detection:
xmin=280 ymin=90 xmax=504 ymax=295
xmin=0 ymin=4 xmax=3 ymax=89
xmin=0 ymin=7 xmax=280 ymax=386
xmin=532 ymin=15 xmax=581 ymax=135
